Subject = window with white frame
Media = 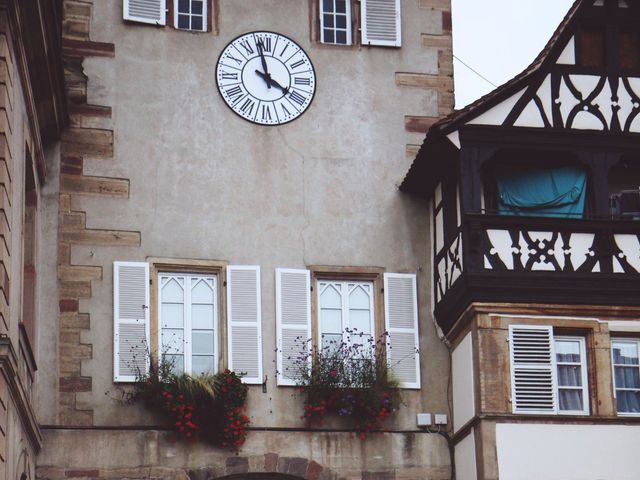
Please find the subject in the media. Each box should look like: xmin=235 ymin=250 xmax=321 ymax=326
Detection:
xmin=175 ymin=0 xmax=207 ymax=32
xmin=320 ymin=0 xmax=352 ymax=45
xmin=554 ymin=336 xmax=589 ymax=414
xmin=611 ymin=339 xmax=640 ymax=415
xmin=159 ymin=273 xmax=217 ymax=375
xmin=276 ymin=269 xmax=420 ymax=388
xmin=318 ymin=280 xmax=374 ymax=353
xmin=509 ymin=325 xmax=589 ymax=415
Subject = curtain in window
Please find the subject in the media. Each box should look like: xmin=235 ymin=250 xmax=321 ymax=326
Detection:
xmin=497 ymin=165 xmax=587 ymax=218
xmin=556 ymin=345 xmax=584 ymax=411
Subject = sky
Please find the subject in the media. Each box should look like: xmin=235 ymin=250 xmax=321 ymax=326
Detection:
xmin=451 ymin=0 xmax=576 ymax=108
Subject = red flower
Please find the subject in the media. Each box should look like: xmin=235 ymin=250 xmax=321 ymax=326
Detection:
xmin=226 ymin=377 xmax=233 ymax=384
xmin=329 ymin=369 xmax=337 ymax=378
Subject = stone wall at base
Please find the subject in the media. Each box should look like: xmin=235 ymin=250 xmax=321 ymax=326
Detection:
xmin=36 ymin=429 xmax=451 ymax=480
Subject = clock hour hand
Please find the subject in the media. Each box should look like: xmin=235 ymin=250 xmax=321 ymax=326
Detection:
xmin=256 ymin=39 xmax=271 ymax=88
xmin=255 ymin=70 xmax=289 ymax=94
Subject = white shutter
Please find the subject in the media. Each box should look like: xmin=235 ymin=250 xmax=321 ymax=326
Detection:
xmin=114 ymin=261 xmax=150 ymax=382
xmin=361 ymin=0 xmax=401 ymax=47
xmin=509 ymin=325 xmax=557 ymax=414
xmin=276 ymin=268 xmax=311 ymax=386
xmin=384 ymin=273 xmax=420 ymax=389
xmin=227 ymin=266 xmax=263 ymax=384
xmin=123 ymin=0 xmax=166 ymax=25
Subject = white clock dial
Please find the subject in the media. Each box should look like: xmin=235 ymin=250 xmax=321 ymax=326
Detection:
xmin=216 ymin=31 xmax=316 ymax=126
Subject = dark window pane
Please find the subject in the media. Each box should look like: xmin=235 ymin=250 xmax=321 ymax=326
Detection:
xmin=578 ymin=26 xmax=605 ymax=68
xmin=336 ymin=0 xmax=347 ymax=14
xmin=178 ymin=0 xmax=190 ymax=14
xmin=192 ymin=15 xmax=203 ymax=31
xmin=192 ymin=0 xmax=203 ymax=15
xmin=324 ymin=14 xmax=334 ymax=28
xmin=323 ymin=29 xmax=334 ymax=43
xmin=178 ymin=14 xmax=190 ymax=29
xmin=336 ymin=14 xmax=346 ymax=29
xmin=616 ymin=390 xmax=640 ymax=413
xmin=621 ymin=31 xmax=640 ymax=70
xmin=323 ymin=0 xmax=334 ymax=13
xmin=336 ymin=30 xmax=347 ymax=44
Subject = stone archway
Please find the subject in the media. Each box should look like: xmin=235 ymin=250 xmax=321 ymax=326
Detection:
xmin=188 ymin=453 xmax=329 ymax=480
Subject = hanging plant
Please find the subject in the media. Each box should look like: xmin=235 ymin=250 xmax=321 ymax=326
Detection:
xmin=294 ymin=331 xmax=400 ymax=440
xmin=129 ymin=360 xmax=250 ymax=452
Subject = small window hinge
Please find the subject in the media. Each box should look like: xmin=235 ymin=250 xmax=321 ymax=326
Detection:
xmin=223 ymin=280 xmax=227 ymax=287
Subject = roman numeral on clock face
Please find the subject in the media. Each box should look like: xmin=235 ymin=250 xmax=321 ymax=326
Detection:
xmin=239 ymin=97 xmax=256 ymax=115
xmin=220 ymin=71 xmax=238 ymax=80
xmin=288 ymin=90 xmax=307 ymax=106
xmin=225 ymin=86 xmax=244 ymax=103
xmin=290 ymin=59 xmax=305 ymax=69
xmin=226 ymin=54 xmax=243 ymax=66
xmin=294 ymin=77 xmax=311 ymax=86
xmin=261 ymin=104 xmax=272 ymax=121
xmin=239 ymin=40 xmax=255 ymax=56
xmin=256 ymin=37 xmax=272 ymax=53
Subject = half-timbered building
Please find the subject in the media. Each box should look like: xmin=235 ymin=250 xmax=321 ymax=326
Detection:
xmin=401 ymin=0 xmax=640 ymax=478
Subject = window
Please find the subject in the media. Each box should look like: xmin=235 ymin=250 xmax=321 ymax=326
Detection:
xmin=554 ymin=337 xmax=589 ymax=414
xmin=159 ymin=273 xmax=217 ymax=375
xmin=318 ymin=280 xmax=374 ymax=352
xmin=608 ymin=159 xmax=640 ymax=219
xmin=276 ymin=268 xmax=420 ymax=389
xmin=611 ymin=339 xmax=640 ymax=415
xmin=320 ymin=0 xmax=352 ymax=45
xmin=113 ymin=261 xmax=263 ymax=384
xmin=509 ymin=325 xmax=589 ymax=415
xmin=174 ymin=0 xmax=207 ymax=32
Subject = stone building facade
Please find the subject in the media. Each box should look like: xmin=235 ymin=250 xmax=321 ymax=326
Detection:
xmin=0 ymin=1 xmax=66 ymax=480
xmin=31 ymin=1 xmax=456 ymax=480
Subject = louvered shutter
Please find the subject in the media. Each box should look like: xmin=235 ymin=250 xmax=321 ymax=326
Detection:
xmin=509 ymin=325 xmax=557 ymax=414
xmin=227 ymin=266 xmax=263 ymax=384
xmin=361 ymin=0 xmax=402 ymax=47
xmin=113 ymin=261 xmax=150 ymax=382
xmin=384 ymin=273 xmax=420 ymax=389
xmin=123 ymin=0 xmax=166 ymax=25
xmin=276 ymin=268 xmax=311 ymax=386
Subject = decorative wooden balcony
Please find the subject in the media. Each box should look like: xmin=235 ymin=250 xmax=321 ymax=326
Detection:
xmin=434 ymin=214 xmax=640 ymax=333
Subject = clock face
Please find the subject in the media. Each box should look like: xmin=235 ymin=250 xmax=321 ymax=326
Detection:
xmin=216 ymin=31 xmax=316 ymax=126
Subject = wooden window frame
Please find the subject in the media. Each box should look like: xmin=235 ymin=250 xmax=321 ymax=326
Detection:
xmin=309 ymin=266 xmax=385 ymax=348
xmin=149 ymin=257 xmax=227 ymax=372
xmin=173 ymin=0 xmax=207 ymax=32
xmin=312 ymin=0 xmax=359 ymax=49
xmin=319 ymin=0 xmax=353 ymax=46
xmin=611 ymin=337 xmax=640 ymax=417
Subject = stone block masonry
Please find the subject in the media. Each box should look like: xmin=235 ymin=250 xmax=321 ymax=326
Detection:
xmin=57 ymin=0 xmax=140 ymax=427
xmin=399 ymin=0 xmax=454 ymax=159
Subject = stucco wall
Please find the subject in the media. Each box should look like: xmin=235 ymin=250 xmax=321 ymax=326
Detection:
xmin=496 ymin=423 xmax=640 ymax=480
xmin=40 ymin=0 xmax=453 ymax=432
xmin=452 ymin=331 xmax=474 ymax=432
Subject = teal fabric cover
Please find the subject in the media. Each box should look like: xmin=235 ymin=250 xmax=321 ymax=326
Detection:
xmin=496 ymin=165 xmax=587 ymax=218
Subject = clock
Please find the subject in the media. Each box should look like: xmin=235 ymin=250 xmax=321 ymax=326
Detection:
xmin=216 ymin=31 xmax=316 ymax=126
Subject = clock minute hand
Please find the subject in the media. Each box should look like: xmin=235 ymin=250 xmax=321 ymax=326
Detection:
xmin=256 ymin=40 xmax=271 ymax=88
xmin=255 ymin=70 xmax=289 ymax=94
